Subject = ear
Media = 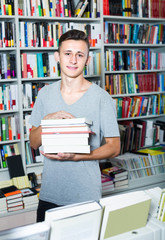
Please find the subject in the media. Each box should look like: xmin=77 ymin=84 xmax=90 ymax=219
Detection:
xmin=85 ymin=55 xmax=91 ymax=66
xmin=54 ymin=51 xmax=60 ymax=62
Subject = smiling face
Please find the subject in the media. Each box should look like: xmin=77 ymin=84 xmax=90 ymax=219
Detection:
xmin=55 ymin=40 xmax=90 ymax=79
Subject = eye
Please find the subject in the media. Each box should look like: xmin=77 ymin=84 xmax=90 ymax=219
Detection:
xmin=65 ymin=53 xmax=70 ymax=56
xmin=78 ymin=54 xmax=83 ymax=58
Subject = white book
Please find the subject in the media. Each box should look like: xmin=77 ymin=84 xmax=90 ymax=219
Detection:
xmin=45 ymin=200 xmax=103 ymax=240
xmin=42 ymin=125 xmax=91 ymax=133
xmin=48 ymin=52 xmax=58 ymax=77
xmin=41 ymin=136 xmax=88 ymax=146
xmin=41 ymin=133 xmax=90 ymax=139
xmin=0 ymin=222 xmax=50 ymax=240
xmin=149 ymin=218 xmax=165 ymax=239
xmin=42 ymin=144 xmax=90 ymax=153
xmin=147 ymin=220 xmax=161 ymax=240
xmin=145 ymin=187 xmax=163 ymax=218
xmin=41 ymin=117 xmax=92 ymax=126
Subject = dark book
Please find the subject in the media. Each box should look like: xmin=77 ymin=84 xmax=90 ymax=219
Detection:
xmin=7 ymin=154 xmax=25 ymax=178
xmin=1 ymin=185 xmax=22 ymax=200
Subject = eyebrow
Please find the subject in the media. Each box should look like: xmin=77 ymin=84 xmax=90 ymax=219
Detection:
xmin=63 ymin=50 xmax=85 ymax=55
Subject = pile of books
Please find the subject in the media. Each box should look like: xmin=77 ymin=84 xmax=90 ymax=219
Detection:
xmin=0 ymin=185 xmax=24 ymax=212
xmin=101 ymin=174 xmax=114 ymax=194
xmin=0 ymin=190 xmax=7 ymax=215
xmin=41 ymin=118 xmax=94 ymax=154
xmin=102 ymin=166 xmax=128 ymax=191
xmin=21 ymin=188 xmax=39 ymax=210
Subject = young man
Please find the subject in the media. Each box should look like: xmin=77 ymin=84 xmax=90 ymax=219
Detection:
xmin=29 ymin=29 xmax=120 ymax=222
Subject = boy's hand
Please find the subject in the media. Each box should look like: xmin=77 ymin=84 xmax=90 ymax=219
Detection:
xmin=43 ymin=111 xmax=75 ymax=120
xmin=40 ymin=150 xmax=76 ymax=161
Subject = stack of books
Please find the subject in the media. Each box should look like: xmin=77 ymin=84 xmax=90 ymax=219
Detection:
xmin=0 ymin=190 xmax=7 ymax=215
xmin=102 ymin=166 xmax=129 ymax=190
xmin=101 ymin=174 xmax=114 ymax=194
xmin=21 ymin=188 xmax=39 ymax=210
xmin=41 ymin=118 xmax=94 ymax=154
xmin=1 ymin=185 xmax=24 ymax=212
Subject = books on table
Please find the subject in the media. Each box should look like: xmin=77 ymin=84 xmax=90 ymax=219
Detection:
xmin=99 ymin=191 xmax=151 ymax=239
xmin=45 ymin=200 xmax=103 ymax=240
xmin=41 ymin=118 xmax=94 ymax=154
xmin=0 ymin=185 xmax=24 ymax=212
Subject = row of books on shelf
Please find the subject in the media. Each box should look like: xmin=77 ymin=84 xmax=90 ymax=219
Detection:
xmin=25 ymin=141 xmax=42 ymax=165
xmin=22 ymin=82 xmax=47 ymax=109
xmin=2 ymin=188 xmax=165 ymax=240
xmin=0 ymin=143 xmax=20 ymax=169
xmin=118 ymin=119 xmax=165 ymax=154
xmin=0 ymin=115 xmax=20 ymax=142
xmin=114 ymin=94 xmax=165 ymax=119
xmin=105 ymin=49 xmax=165 ymax=72
xmin=104 ymin=22 xmax=165 ymax=45
xmin=0 ymin=84 xmax=18 ymax=111
xmin=18 ymin=0 xmax=100 ymax=18
xmin=0 ymin=0 xmax=14 ymax=16
xmin=19 ymin=22 xmax=101 ymax=48
xmin=0 ymin=53 xmax=16 ymax=79
xmin=0 ymin=22 xmax=15 ymax=48
xmin=109 ymin=144 xmax=165 ymax=180
xmin=103 ymin=0 xmax=165 ymax=18
xmin=105 ymin=73 xmax=165 ymax=95
xmin=21 ymin=51 xmax=101 ymax=79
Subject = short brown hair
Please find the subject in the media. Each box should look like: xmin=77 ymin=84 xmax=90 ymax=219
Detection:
xmin=58 ymin=29 xmax=90 ymax=51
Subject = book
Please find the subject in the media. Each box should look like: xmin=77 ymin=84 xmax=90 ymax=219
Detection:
xmin=45 ymin=200 xmax=103 ymax=240
xmin=99 ymin=191 xmax=151 ymax=239
xmin=42 ymin=144 xmax=90 ymax=153
xmin=0 ymin=185 xmax=22 ymax=200
xmin=102 ymin=166 xmax=128 ymax=179
xmin=145 ymin=187 xmax=163 ymax=218
xmin=42 ymin=136 xmax=89 ymax=146
xmin=41 ymin=117 xmax=93 ymax=126
xmin=0 ymin=222 xmax=50 ymax=240
xmin=41 ymin=125 xmax=91 ymax=133
xmin=6 ymin=154 xmax=25 ymax=178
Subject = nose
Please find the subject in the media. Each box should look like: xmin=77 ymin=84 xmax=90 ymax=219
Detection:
xmin=70 ymin=54 xmax=77 ymax=64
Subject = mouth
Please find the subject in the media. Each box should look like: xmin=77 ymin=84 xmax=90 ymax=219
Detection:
xmin=67 ymin=66 xmax=78 ymax=70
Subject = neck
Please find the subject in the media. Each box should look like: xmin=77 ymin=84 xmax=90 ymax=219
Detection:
xmin=60 ymin=74 xmax=86 ymax=93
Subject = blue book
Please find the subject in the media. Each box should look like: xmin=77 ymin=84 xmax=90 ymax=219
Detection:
xmin=37 ymin=53 xmax=44 ymax=78
xmin=24 ymin=22 xmax=28 ymax=47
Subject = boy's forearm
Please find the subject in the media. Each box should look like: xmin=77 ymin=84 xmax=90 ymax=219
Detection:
xmin=73 ymin=137 xmax=120 ymax=161
xmin=29 ymin=125 xmax=42 ymax=150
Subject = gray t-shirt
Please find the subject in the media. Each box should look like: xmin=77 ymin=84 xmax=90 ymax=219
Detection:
xmin=29 ymin=80 xmax=120 ymax=205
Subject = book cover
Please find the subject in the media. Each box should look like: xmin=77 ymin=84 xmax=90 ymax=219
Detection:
xmin=99 ymin=191 xmax=151 ymax=239
xmin=7 ymin=154 xmax=25 ymax=179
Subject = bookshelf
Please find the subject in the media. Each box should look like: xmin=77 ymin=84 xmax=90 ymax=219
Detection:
xmin=0 ymin=0 xmax=165 ymax=195
xmin=100 ymin=1 xmax=165 ymax=194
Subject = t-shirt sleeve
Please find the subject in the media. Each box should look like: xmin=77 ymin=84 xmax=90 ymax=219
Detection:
xmin=29 ymin=88 xmax=45 ymax=127
xmin=100 ymin=92 xmax=120 ymax=138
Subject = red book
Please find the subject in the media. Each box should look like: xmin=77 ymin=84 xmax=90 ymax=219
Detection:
xmin=103 ymin=0 xmax=110 ymax=15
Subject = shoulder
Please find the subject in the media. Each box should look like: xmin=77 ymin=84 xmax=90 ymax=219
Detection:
xmin=38 ymin=80 xmax=60 ymax=96
xmin=91 ymin=83 xmax=113 ymax=102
